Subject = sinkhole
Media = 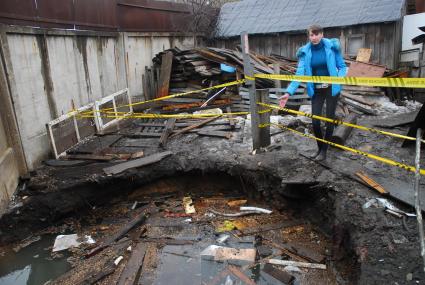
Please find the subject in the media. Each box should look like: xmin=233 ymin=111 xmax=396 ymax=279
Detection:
xmin=0 ymin=171 xmax=358 ymax=285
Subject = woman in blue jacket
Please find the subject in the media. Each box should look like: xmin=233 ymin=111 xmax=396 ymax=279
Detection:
xmin=282 ymin=25 xmax=347 ymax=161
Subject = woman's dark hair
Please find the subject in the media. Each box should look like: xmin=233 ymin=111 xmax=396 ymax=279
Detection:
xmin=307 ymin=25 xmax=323 ymax=35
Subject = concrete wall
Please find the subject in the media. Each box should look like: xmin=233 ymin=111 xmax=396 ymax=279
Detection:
xmin=0 ymin=25 xmax=197 ymax=172
xmin=124 ymin=33 xmax=196 ymax=98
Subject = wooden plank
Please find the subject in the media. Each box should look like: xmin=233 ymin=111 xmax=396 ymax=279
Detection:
xmin=157 ymin=51 xmax=173 ymax=98
xmin=103 ymin=151 xmax=173 ymax=175
xmin=197 ymin=130 xmax=233 ymax=139
xmin=122 ymin=132 xmax=162 ymax=138
xmin=117 ymin=242 xmax=147 ymax=285
xmin=267 ymin=259 xmax=326 ymax=270
xmin=169 ymin=116 xmax=219 ymax=138
xmin=64 ymin=154 xmax=113 ymax=161
xmin=346 ymin=61 xmax=386 ymax=78
xmin=67 ymin=134 xmax=122 ymax=154
xmin=356 ymin=48 xmax=372 ymax=63
xmin=159 ymin=118 xmax=176 ymax=148
xmin=355 ymin=171 xmax=388 ymax=194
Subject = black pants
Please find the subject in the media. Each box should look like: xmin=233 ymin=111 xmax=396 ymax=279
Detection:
xmin=311 ymin=87 xmax=339 ymax=149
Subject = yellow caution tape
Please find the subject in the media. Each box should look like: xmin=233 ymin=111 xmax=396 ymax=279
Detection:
xmin=258 ymin=102 xmax=424 ymax=143
xmin=254 ymin=74 xmax=425 ymax=88
xmin=260 ymin=122 xmax=425 ymax=176
xmin=76 ymin=111 xmax=249 ymax=120
xmin=95 ymin=79 xmax=245 ymax=113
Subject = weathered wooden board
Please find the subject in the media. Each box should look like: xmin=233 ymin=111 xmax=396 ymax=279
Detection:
xmin=103 ymin=151 xmax=173 ymax=175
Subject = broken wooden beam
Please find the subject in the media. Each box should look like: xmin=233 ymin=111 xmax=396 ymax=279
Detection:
xmin=266 ymin=259 xmax=327 ymax=270
xmin=157 ymin=51 xmax=173 ymax=98
xmin=159 ymin=118 xmax=176 ymax=148
xmin=330 ymin=113 xmax=358 ymax=145
xmin=103 ymin=151 xmax=172 ymax=175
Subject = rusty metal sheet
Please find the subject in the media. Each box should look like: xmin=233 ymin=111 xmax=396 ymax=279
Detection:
xmin=0 ymin=0 xmax=37 ymax=27
xmin=117 ymin=0 xmax=191 ymax=32
xmin=36 ymin=0 xmax=74 ymax=29
xmin=74 ymin=0 xmax=118 ymax=30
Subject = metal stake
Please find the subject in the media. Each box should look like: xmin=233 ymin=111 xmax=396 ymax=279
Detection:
xmin=414 ymin=128 xmax=425 ymax=272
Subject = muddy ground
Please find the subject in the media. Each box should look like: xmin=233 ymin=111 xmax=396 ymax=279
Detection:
xmin=0 ymin=113 xmax=424 ymax=284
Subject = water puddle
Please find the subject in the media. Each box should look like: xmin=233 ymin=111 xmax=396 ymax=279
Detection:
xmin=0 ymin=235 xmax=71 ymax=285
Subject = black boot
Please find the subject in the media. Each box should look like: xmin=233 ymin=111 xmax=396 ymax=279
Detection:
xmin=315 ymin=144 xmax=328 ymax=161
xmin=310 ymin=142 xmax=322 ymax=158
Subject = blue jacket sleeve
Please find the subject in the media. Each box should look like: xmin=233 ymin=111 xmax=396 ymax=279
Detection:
xmin=286 ymin=55 xmax=305 ymax=95
xmin=335 ymin=49 xmax=346 ymax=77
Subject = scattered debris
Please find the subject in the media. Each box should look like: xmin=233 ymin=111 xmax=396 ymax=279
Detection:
xmin=201 ymin=245 xmax=256 ymax=264
xmin=363 ymin=198 xmax=415 ymax=217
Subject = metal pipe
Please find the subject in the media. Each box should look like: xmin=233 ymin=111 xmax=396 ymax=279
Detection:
xmin=414 ymin=128 xmax=425 ymax=272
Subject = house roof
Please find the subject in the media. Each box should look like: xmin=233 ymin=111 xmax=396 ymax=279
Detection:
xmin=216 ymin=0 xmax=405 ymax=38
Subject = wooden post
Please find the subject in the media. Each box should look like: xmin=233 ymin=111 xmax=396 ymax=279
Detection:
xmin=273 ymin=63 xmax=282 ymax=96
xmin=256 ymin=89 xmax=271 ymax=148
xmin=241 ymin=32 xmax=269 ymax=150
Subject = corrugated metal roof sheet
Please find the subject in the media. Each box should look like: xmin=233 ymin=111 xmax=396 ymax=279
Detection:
xmin=217 ymin=0 xmax=405 ymax=38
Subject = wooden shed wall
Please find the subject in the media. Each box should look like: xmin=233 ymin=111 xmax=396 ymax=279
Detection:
xmin=213 ymin=22 xmax=401 ymax=69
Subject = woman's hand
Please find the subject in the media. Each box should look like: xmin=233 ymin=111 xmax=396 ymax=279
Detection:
xmin=279 ymin=93 xmax=290 ymax=108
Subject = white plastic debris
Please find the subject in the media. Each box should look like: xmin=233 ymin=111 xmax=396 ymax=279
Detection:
xmin=240 ymin=206 xmax=272 ymax=214
xmin=216 ymin=234 xmax=230 ymax=244
xmin=127 ymin=246 xmax=132 ymax=252
xmin=362 ymin=198 xmax=416 ymax=217
xmin=52 ymin=234 xmax=95 ymax=252
xmin=224 ymin=275 xmax=234 ymax=285
xmin=114 ymin=256 xmax=124 ymax=266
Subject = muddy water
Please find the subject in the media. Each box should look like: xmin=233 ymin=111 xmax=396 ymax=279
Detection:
xmin=0 ymin=235 xmax=70 ymax=285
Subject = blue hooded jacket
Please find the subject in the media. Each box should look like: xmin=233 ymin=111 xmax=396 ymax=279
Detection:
xmin=286 ymin=38 xmax=347 ymax=97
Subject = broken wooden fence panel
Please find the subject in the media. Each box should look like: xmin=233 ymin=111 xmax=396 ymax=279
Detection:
xmin=47 ymin=103 xmax=94 ymax=159
xmin=94 ymin=88 xmax=133 ymax=132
